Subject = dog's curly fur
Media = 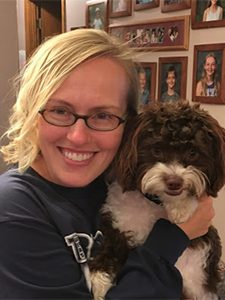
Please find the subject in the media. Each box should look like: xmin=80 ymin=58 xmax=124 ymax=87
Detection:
xmin=89 ymin=101 xmax=225 ymax=300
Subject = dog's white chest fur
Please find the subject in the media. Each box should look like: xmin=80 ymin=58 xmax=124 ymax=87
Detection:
xmin=102 ymin=182 xmax=166 ymax=246
xmin=102 ymin=181 xmax=218 ymax=300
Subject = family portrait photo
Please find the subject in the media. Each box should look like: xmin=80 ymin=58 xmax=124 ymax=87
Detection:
xmin=158 ymin=56 xmax=188 ymax=102
xmin=192 ymin=0 xmax=225 ymax=29
xmin=109 ymin=0 xmax=132 ymax=17
xmin=192 ymin=44 xmax=225 ymax=104
xmin=86 ymin=0 xmax=107 ymax=31
xmin=137 ymin=62 xmax=157 ymax=110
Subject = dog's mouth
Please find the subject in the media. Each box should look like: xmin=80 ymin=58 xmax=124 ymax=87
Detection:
xmin=165 ymin=188 xmax=183 ymax=196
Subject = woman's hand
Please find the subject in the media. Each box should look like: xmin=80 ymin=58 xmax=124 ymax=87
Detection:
xmin=178 ymin=194 xmax=215 ymax=240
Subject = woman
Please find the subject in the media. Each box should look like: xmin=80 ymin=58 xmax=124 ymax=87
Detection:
xmin=196 ymin=53 xmax=220 ymax=97
xmin=203 ymin=0 xmax=223 ymax=21
xmin=0 ymin=29 xmax=214 ymax=298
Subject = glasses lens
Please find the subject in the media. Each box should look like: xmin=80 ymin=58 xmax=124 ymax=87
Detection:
xmin=43 ymin=108 xmax=74 ymax=126
xmin=88 ymin=112 xmax=121 ymax=131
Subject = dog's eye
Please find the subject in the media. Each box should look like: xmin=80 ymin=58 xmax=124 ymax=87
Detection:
xmin=187 ymin=148 xmax=198 ymax=160
xmin=151 ymin=147 xmax=162 ymax=158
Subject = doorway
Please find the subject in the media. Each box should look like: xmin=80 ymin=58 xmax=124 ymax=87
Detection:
xmin=24 ymin=0 xmax=65 ymax=59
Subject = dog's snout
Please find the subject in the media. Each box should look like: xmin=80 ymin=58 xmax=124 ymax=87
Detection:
xmin=165 ymin=175 xmax=183 ymax=191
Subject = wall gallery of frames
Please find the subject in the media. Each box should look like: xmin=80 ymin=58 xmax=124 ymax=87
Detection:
xmin=81 ymin=0 xmax=225 ymax=107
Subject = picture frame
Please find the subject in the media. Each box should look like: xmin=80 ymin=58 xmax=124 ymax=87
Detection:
xmin=191 ymin=0 xmax=225 ymax=29
xmin=86 ymin=0 xmax=108 ymax=31
xmin=134 ymin=0 xmax=159 ymax=11
xmin=109 ymin=0 xmax=132 ymax=18
xmin=161 ymin=0 xmax=191 ymax=13
xmin=108 ymin=16 xmax=190 ymax=51
xmin=192 ymin=44 xmax=225 ymax=104
xmin=158 ymin=56 xmax=188 ymax=102
xmin=70 ymin=26 xmax=86 ymax=30
xmin=137 ymin=62 xmax=157 ymax=108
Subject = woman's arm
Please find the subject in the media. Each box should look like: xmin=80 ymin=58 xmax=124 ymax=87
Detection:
xmin=203 ymin=8 xmax=209 ymax=21
xmin=106 ymin=194 xmax=214 ymax=299
xmin=196 ymin=80 xmax=204 ymax=96
xmin=106 ymin=219 xmax=188 ymax=299
xmin=218 ymin=6 xmax=223 ymax=20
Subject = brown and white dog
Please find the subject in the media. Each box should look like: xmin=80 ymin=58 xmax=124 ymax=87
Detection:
xmin=89 ymin=101 xmax=225 ymax=300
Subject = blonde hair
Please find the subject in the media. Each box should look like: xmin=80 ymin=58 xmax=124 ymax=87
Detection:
xmin=0 ymin=29 xmax=139 ymax=172
xmin=201 ymin=53 xmax=220 ymax=96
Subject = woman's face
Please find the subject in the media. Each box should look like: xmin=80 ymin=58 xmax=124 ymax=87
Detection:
xmin=210 ymin=0 xmax=218 ymax=6
xmin=139 ymin=72 xmax=147 ymax=90
xmin=204 ymin=56 xmax=216 ymax=77
xmin=166 ymin=71 xmax=176 ymax=89
xmin=33 ymin=57 xmax=129 ymax=187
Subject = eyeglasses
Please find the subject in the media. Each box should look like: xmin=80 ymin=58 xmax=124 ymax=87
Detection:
xmin=38 ymin=108 xmax=126 ymax=131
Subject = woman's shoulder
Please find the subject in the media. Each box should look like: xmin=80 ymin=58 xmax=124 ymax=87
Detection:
xmin=218 ymin=5 xmax=223 ymax=12
xmin=0 ymin=168 xmax=54 ymax=222
xmin=204 ymin=7 xmax=210 ymax=14
xmin=196 ymin=79 xmax=203 ymax=87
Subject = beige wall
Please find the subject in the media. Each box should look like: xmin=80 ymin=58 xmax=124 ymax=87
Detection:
xmin=0 ymin=0 xmax=19 ymax=173
xmin=66 ymin=1 xmax=225 ymax=260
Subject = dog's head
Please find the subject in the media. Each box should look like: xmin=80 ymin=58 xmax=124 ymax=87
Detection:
xmin=116 ymin=101 xmax=225 ymax=198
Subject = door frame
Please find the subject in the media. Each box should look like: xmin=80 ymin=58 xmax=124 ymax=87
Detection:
xmin=24 ymin=0 xmax=66 ymax=58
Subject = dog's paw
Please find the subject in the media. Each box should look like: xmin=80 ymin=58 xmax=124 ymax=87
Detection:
xmin=90 ymin=271 xmax=113 ymax=300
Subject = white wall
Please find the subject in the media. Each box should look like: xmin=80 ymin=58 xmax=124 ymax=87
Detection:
xmin=66 ymin=1 xmax=225 ymax=260
xmin=65 ymin=0 xmax=88 ymax=30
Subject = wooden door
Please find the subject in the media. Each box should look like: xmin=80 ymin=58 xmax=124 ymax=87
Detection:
xmin=24 ymin=0 xmax=65 ymax=59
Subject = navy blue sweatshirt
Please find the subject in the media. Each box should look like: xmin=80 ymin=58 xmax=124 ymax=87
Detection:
xmin=0 ymin=168 xmax=189 ymax=299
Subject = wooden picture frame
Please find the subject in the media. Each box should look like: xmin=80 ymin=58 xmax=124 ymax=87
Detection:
xmin=161 ymin=0 xmax=191 ymax=13
xmin=192 ymin=44 xmax=225 ymax=104
xmin=70 ymin=26 xmax=86 ymax=30
xmin=86 ymin=0 xmax=108 ymax=31
xmin=108 ymin=16 xmax=190 ymax=51
xmin=137 ymin=62 xmax=157 ymax=108
xmin=191 ymin=0 xmax=225 ymax=29
xmin=109 ymin=0 xmax=132 ymax=17
xmin=134 ymin=0 xmax=159 ymax=11
xmin=158 ymin=56 xmax=188 ymax=102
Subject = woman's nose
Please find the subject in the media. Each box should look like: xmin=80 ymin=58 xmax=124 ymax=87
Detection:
xmin=66 ymin=119 xmax=92 ymax=144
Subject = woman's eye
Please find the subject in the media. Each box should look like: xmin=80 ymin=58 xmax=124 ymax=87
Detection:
xmin=95 ymin=112 xmax=113 ymax=120
xmin=50 ymin=108 xmax=69 ymax=115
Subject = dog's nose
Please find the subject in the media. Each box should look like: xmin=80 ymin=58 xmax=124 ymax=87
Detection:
xmin=165 ymin=175 xmax=183 ymax=191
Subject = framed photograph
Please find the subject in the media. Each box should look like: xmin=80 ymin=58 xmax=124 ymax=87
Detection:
xmin=134 ymin=0 xmax=159 ymax=11
xmin=109 ymin=0 xmax=132 ymax=17
xmin=158 ymin=56 xmax=188 ymax=102
xmin=161 ymin=0 xmax=191 ymax=13
xmin=70 ymin=26 xmax=86 ymax=30
xmin=192 ymin=44 xmax=225 ymax=104
xmin=137 ymin=62 xmax=157 ymax=109
xmin=108 ymin=16 xmax=190 ymax=51
xmin=86 ymin=0 xmax=108 ymax=31
xmin=191 ymin=0 xmax=225 ymax=29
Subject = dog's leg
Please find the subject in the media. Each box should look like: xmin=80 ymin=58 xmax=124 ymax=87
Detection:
xmin=89 ymin=212 xmax=130 ymax=300
xmin=90 ymin=271 xmax=114 ymax=300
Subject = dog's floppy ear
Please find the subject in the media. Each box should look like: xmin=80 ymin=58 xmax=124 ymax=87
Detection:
xmin=203 ymin=114 xmax=225 ymax=196
xmin=114 ymin=114 xmax=144 ymax=191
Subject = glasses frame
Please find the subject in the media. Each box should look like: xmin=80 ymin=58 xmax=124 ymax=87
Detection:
xmin=38 ymin=109 xmax=126 ymax=131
